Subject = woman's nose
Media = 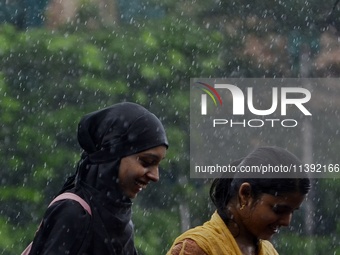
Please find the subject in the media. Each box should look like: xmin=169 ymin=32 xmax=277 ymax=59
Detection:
xmin=279 ymin=213 xmax=292 ymax=227
xmin=145 ymin=166 xmax=159 ymax=182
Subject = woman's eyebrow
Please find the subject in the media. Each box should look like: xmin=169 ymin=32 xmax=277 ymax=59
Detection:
xmin=139 ymin=153 xmax=165 ymax=160
xmin=274 ymin=204 xmax=299 ymax=211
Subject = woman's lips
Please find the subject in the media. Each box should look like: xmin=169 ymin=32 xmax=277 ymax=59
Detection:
xmin=135 ymin=180 xmax=148 ymax=191
xmin=269 ymin=225 xmax=279 ymax=234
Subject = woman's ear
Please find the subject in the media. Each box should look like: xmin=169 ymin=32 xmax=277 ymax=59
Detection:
xmin=238 ymin=182 xmax=252 ymax=207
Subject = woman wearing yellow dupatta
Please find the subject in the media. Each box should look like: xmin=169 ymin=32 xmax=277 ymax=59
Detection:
xmin=167 ymin=146 xmax=311 ymax=255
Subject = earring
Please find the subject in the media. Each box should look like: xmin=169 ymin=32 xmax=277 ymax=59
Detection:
xmin=240 ymin=204 xmax=245 ymax=210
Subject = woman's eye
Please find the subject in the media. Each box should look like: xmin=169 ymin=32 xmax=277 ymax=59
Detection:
xmin=272 ymin=205 xmax=291 ymax=214
xmin=138 ymin=158 xmax=152 ymax=167
xmin=273 ymin=207 xmax=282 ymax=214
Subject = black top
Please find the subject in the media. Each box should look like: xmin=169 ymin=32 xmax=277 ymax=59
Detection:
xmin=28 ymin=102 xmax=168 ymax=255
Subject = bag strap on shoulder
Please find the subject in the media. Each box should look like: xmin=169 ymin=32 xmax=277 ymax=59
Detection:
xmin=48 ymin=192 xmax=92 ymax=216
xmin=21 ymin=192 xmax=92 ymax=255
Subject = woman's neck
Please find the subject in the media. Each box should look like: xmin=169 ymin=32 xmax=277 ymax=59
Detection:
xmin=223 ymin=206 xmax=259 ymax=255
xmin=234 ymin=235 xmax=258 ymax=255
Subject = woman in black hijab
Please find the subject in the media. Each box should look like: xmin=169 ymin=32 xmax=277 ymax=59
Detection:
xmin=28 ymin=102 xmax=169 ymax=255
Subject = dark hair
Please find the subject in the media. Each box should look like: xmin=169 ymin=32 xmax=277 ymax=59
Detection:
xmin=210 ymin=146 xmax=311 ymax=211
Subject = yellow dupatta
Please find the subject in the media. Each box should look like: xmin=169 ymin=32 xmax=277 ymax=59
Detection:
xmin=167 ymin=211 xmax=279 ymax=255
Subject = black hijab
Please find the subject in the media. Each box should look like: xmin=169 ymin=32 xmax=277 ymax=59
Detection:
xmin=63 ymin=102 xmax=168 ymax=255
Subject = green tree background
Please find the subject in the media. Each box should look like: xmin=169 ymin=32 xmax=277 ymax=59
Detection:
xmin=0 ymin=1 xmax=339 ymax=255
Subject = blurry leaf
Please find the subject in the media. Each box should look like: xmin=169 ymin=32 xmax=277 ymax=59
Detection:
xmin=0 ymin=186 xmax=42 ymax=203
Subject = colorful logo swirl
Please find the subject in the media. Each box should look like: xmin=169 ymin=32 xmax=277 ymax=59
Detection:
xmin=193 ymin=82 xmax=223 ymax=106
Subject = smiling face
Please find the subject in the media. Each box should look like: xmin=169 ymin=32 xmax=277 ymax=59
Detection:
xmin=240 ymin=191 xmax=306 ymax=240
xmin=118 ymin=145 xmax=167 ymax=199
